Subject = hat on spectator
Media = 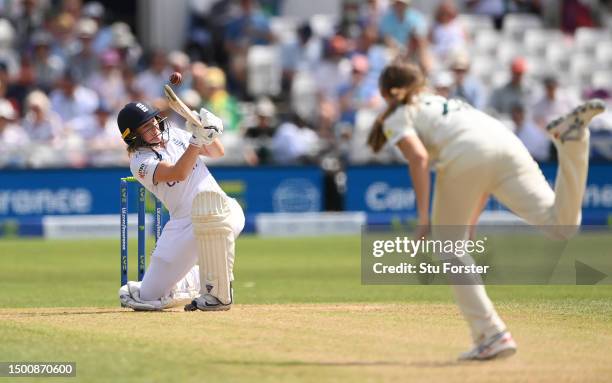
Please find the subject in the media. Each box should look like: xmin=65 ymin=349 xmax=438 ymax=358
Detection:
xmin=111 ymin=22 xmax=135 ymax=48
xmin=205 ymin=67 xmax=226 ymax=89
xmin=25 ymin=90 xmax=51 ymax=114
xmin=0 ymin=99 xmax=16 ymax=120
xmin=255 ymin=97 xmax=276 ymax=118
xmin=76 ymin=18 xmax=98 ymax=38
xmin=180 ymin=89 xmax=202 ymax=110
xmin=0 ymin=18 xmax=15 ymax=48
xmin=449 ymin=49 xmax=470 ymax=71
xmin=510 ymin=57 xmax=528 ymax=74
xmin=83 ymin=2 xmax=105 ymax=19
xmin=433 ymin=71 xmax=454 ymax=88
xmin=168 ymin=51 xmax=190 ymax=70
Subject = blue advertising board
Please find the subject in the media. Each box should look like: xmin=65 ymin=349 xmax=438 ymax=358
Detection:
xmin=346 ymin=164 xmax=612 ymax=225
xmin=0 ymin=166 xmax=324 ymax=219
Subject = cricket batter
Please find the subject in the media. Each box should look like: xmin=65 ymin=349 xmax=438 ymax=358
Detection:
xmin=117 ymin=101 xmax=245 ymax=311
xmin=368 ymin=62 xmax=605 ymax=360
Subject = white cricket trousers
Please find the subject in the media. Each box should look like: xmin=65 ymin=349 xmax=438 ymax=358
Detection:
xmin=139 ymin=197 xmax=245 ymax=301
xmin=432 ymin=130 xmax=589 ymax=342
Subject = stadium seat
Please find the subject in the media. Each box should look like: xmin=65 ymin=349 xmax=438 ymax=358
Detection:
xmin=290 ymin=71 xmax=318 ymax=121
xmin=591 ymin=70 xmax=612 ymax=90
xmin=457 ymin=14 xmax=494 ymax=39
xmin=569 ymin=53 xmax=596 ymax=88
xmin=496 ymin=40 xmax=522 ymax=66
xmin=524 ymin=29 xmax=565 ymax=57
xmin=595 ymin=42 xmax=612 ymax=67
xmin=525 ymin=56 xmax=549 ymax=81
xmin=575 ymin=27 xmax=612 ymax=55
xmin=490 ymin=70 xmax=510 ymax=88
xmin=247 ymin=45 xmax=282 ymax=97
xmin=310 ymin=14 xmax=337 ymax=38
xmin=473 ymin=29 xmax=502 ymax=56
xmin=470 ymin=55 xmax=499 ymax=86
xmin=546 ymin=44 xmax=572 ymax=72
xmin=503 ymin=14 xmax=543 ymax=42
xmin=270 ymin=16 xmax=298 ymax=43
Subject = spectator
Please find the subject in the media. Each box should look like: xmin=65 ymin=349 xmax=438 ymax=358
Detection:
xmin=82 ymin=1 xmax=113 ymax=55
xmin=560 ymin=0 xmax=599 ymax=33
xmin=4 ymin=56 xmax=37 ymax=116
xmin=11 ymin=0 xmax=47 ymax=51
xmin=49 ymin=69 xmax=99 ymax=123
xmin=68 ymin=18 xmax=100 ymax=83
xmin=488 ymin=57 xmax=536 ymax=116
xmin=314 ymin=35 xmax=351 ymax=102
xmin=0 ymin=99 xmax=28 ymax=147
xmin=224 ymin=0 xmax=275 ymax=94
xmin=135 ymin=50 xmax=170 ymax=101
xmin=244 ymin=97 xmax=277 ymax=164
xmin=61 ymin=0 xmax=83 ymax=20
xmin=379 ymin=0 xmax=432 ymax=73
xmin=532 ymin=74 xmax=578 ymax=130
xmin=512 ymin=103 xmax=551 ymax=161
xmin=432 ymin=70 xmax=454 ymax=98
xmin=337 ymin=54 xmax=381 ymax=125
xmin=30 ymin=30 xmax=65 ymax=92
xmin=359 ymin=0 xmax=388 ymax=30
xmin=281 ymin=23 xmax=323 ymax=81
xmin=465 ymin=0 xmax=505 ymax=29
xmin=167 ymin=50 xmax=192 ymax=93
xmin=272 ymin=113 xmax=318 ymax=164
xmin=429 ymin=1 xmax=467 ymax=64
xmin=50 ymin=12 xmax=78 ymax=62
xmin=448 ymin=50 xmax=486 ymax=110
xmin=88 ymin=50 xmax=127 ymax=111
xmin=71 ymin=103 xmax=120 ymax=144
xmin=22 ymin=90 xmax=63 ymax=145
xmin=200 ymin=67 xmax=242 ymax=132
xmin=111 ymin=22 xmax=141 ymax=69
xmin=0 ymin=18 xmax=20 ymax=78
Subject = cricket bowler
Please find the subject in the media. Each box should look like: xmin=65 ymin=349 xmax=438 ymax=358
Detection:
xmin=116 ymin=101 xmax=245 ymax=311
xmin=368 ymin=61 xmax=606 ymax=361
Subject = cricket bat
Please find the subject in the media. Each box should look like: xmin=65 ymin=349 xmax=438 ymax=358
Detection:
xmin=163 ymin=84 xmax=202 ymax=131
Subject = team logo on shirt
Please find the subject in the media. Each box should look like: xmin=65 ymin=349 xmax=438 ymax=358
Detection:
xmin=138 ymin=163 xmax=148 ymax=179
xmin=172 ymin=137 xmax=186 ymax=149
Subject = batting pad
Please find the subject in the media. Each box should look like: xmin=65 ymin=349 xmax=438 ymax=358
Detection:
xmin=191 ymin=191 xmax=234 ymax=305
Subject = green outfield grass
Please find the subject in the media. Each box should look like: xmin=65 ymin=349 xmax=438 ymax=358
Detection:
xmin=1 ymin=236 xmax=611 ymax=382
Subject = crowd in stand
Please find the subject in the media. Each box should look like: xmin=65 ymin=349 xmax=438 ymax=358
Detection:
xmin=0 ymin=0 xmax=611 ymax=168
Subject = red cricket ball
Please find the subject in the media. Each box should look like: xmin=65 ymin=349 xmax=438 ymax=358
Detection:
xmin=169 ymin=72 xmax=182 ymax=85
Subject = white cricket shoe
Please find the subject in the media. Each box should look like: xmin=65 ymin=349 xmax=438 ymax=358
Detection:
xmin=458 ymin=331 xmax=517 ymax=361
xmin=546 ymin=99 xmax=606 ymax=142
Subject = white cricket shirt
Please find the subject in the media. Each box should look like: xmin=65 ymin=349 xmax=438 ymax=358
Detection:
xmin=130 ymin=127 xmax=225 ymax=219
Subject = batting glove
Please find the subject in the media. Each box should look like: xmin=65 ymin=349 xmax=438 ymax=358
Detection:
xmin=188 ymin=108 xmax=224 ymax=147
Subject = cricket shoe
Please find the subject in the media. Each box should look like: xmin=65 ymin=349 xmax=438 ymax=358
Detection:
xmin=185 ymin=294 xmax=231 ymax=312
xmin=458 ymin=331 xmax=517 ymax=361
xmin=546 ymin=99 xmax=606 ymax=143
